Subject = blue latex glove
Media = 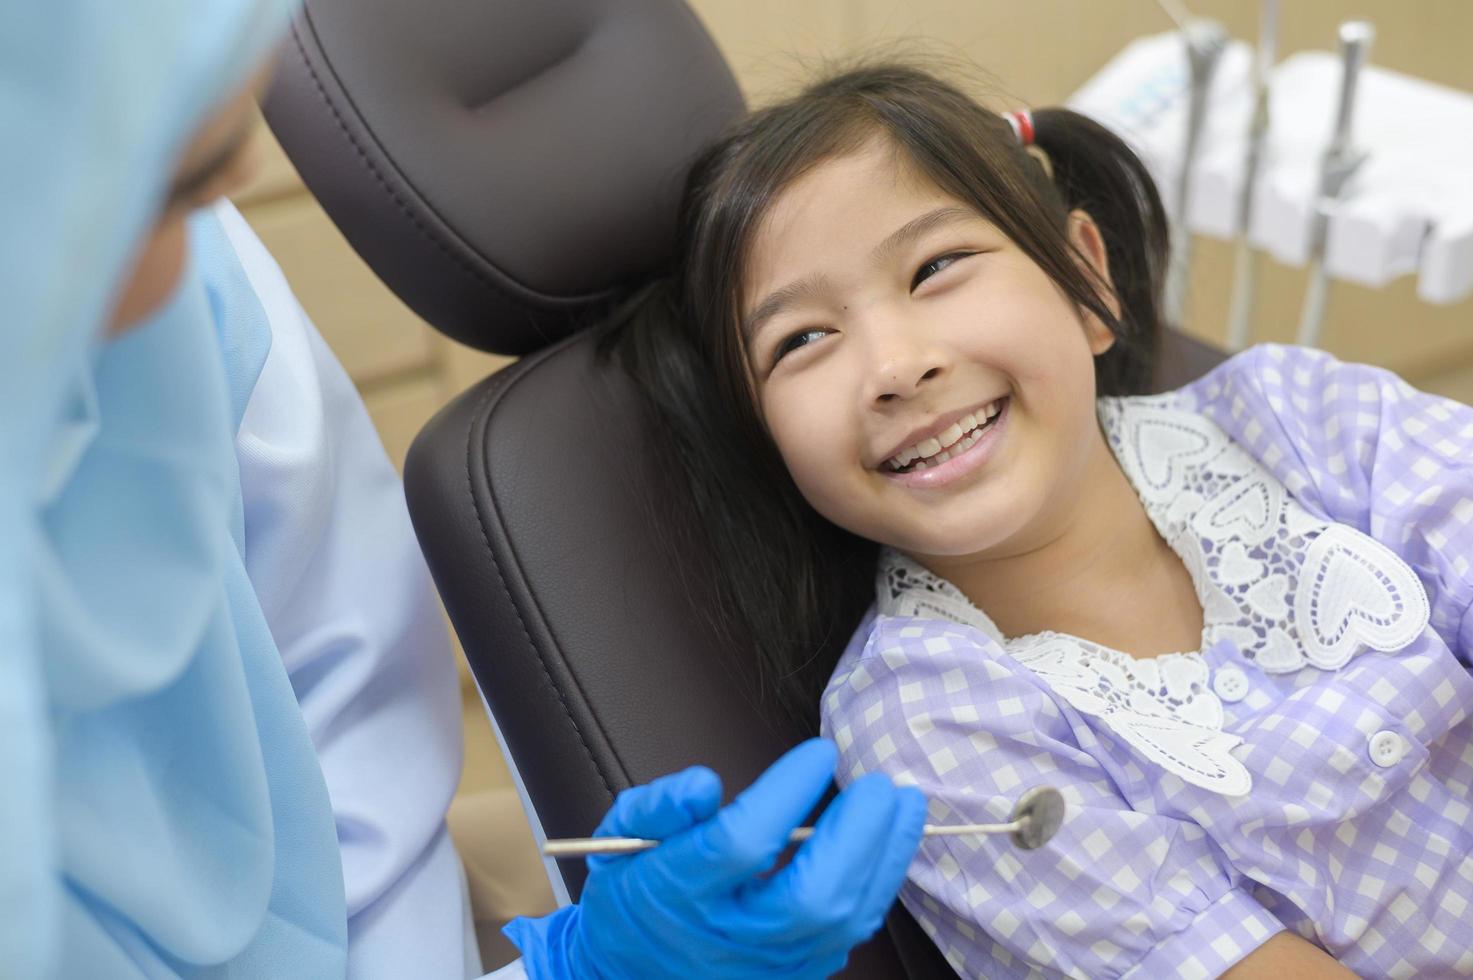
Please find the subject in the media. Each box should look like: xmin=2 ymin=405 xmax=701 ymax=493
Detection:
xmin=504 ymin=738 xmax=926 ymax=979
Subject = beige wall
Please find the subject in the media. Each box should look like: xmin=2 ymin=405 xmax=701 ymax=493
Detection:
xmin=230 ymin=0 xmax=1473 ymax=800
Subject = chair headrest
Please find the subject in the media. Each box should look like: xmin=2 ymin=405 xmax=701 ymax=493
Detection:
xmin=262 ymin=0 xmax=745 ymax=355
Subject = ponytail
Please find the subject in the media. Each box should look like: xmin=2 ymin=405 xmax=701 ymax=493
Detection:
xmin=1032 ymin=108 xmax=1171 ymax=396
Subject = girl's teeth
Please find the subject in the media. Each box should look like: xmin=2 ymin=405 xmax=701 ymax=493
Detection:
xmin=888 ymin=398 xmax=1007 ymax=473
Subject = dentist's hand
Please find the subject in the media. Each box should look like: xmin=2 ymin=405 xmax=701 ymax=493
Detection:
xmin=504 ymin=738 xmax=927 ymax=979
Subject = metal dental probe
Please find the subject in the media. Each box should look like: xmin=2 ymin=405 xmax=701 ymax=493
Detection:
xmin=1157 ymin=0 xmax=1228 ymax=329
xmin=542 ymin=785 xmax=1068 ymax=858
xmin=1224 ymin=0 xmax=1279 ymax=350
xmin=1296 ymin=21 xmax=1375 ymax=349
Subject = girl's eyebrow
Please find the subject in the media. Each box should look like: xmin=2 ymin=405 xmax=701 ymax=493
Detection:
xmin=870 ymin=205 xmax=974 ymax=264
xmin=743 ymin=205 xmax=974 ymax=339
xmin=743 ymin=273 xmax=833 ymax=340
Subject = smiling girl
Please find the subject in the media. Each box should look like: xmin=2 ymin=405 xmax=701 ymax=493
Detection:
xmin=609 ymin=65 xmax=1473 ymax=978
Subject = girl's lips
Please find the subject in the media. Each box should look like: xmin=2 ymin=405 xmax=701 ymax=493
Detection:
xmin=882 ymin=398 xmax=1009 ymax=489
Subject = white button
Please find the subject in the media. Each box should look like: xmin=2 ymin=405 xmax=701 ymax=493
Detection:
xmin=1212 ymin=666 xmax=1249 ymax=703
xmin=1368 ymin=730 xmax=1407 ymax=768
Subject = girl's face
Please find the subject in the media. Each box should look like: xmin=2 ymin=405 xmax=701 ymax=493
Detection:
xmin=741 ymin=138 xmax=1119 ymax=563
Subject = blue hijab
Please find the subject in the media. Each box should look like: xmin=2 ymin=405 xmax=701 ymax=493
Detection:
xmin=1 ymin=2 xmax=348 ymax=976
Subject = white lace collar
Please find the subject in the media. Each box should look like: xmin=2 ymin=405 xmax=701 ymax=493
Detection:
xmin=876 ymin=395 xmax=1430 ymax=797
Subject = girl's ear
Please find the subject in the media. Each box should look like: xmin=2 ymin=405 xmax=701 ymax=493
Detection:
xmin=1066 ymin=209 xmax=1121 ymax=356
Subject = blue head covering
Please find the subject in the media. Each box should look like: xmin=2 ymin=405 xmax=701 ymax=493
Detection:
xmin=1 ymin=2 xmax=350 ymax=976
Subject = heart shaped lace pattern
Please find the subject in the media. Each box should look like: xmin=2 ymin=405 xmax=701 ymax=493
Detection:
xmin=1295 ymin=525 xmax=1430 ymax=669
xmin=1102 ymin=399 xmax=1430 ymax=675
xmin=1009 ymin=635 xmax=1252 ymax=796
xmin=878 ymin=552 xmax=1254 ymax=795
xmin=874 ymin=397 xmax=1430 ymax=796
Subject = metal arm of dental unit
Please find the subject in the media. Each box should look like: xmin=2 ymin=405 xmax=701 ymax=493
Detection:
xmin=1069 ymin=19 xmax=1473 ymax=347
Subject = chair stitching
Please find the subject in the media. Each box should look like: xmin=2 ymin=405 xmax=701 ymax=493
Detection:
xmin=462 ymin=365 xmax=616 ymax=799
xmin=290 ymin=19 xmax=599 ymax=308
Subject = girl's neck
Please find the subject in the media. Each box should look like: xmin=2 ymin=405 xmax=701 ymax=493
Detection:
xmin=920 ymin=428 xmax=1203 ymax=657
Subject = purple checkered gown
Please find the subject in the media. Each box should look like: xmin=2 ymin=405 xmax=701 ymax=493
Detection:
xmin=821 ymin=345 xmax=1473 ymax=978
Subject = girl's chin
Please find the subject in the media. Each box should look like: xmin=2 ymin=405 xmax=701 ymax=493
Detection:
xmin=916 ymin=499 xmax=1042 ymax=559
xmin=882 ymin=525 xmax=1024 ymax=564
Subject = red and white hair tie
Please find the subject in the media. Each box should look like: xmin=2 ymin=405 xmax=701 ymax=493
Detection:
xmin=1003 ymin=109 xmax=1035 ymax=146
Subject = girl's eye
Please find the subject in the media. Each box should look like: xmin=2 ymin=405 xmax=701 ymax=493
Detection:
xmin=911 ymin=251 xmax=973 ymax=291
xmin=773 ymin=328 xmax=829 ymax=365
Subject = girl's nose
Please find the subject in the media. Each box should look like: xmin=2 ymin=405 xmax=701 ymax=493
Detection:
xmin=866 ymin=337 xmax=949 ymax=404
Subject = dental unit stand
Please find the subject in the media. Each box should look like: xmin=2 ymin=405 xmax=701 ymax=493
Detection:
xmin=1157 ymin=0 xmax=1228 ymax=328
xmin=1224 ymin=0 xmax=1278 ymax=350
xmin=1069 ymin=20 xmax=1473 ymax=327
xmin=1297 ymin=21 xmax=1374 ymax=349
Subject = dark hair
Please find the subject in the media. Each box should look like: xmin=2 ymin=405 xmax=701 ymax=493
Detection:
xmin=607 ymin=63 xmax=1170 ymax=729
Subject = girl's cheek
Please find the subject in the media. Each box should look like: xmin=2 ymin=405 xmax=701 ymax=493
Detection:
xmin=767 ymin=399 xmax=831 ymax=486
xmin=766 ymin=410 xmax=810 ymax=477
xmin=763 ymin=358 xmax=861 ymax=493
